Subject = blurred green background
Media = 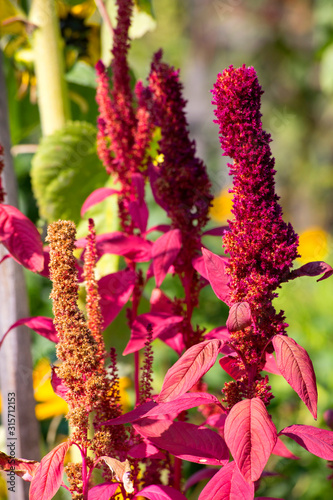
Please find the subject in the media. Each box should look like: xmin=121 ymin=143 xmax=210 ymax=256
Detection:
xmin=1 ymin=0 xmax=333 ymax=499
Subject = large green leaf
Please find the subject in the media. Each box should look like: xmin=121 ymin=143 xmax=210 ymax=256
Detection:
xmin=31 ymin=121 xmax=108 ymax=224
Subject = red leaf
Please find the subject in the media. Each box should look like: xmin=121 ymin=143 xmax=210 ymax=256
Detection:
xmin=290 ymin=261 xmax=333 ymax=282
xmin=143 ymin=224 xmax=171 ymax=236
xmin=272 ymin=437 xmax=299 ymax=460
xmin=204 ymin=327 xmax=233 ymax=354
xmin=0 ymin=451 xmax=39 ymax=481
xmin=136 ymin=484 xmax=187 ymax=500
xmin=0 ymin=316 xmax=58 ymax=349
xmin=279 ymin=424 xmax=333 ymax=460
xmin=87 ymin=482 xmax=120 ymax=500
xmin=123 ymin=313 xmax=183 ymax=355
xmin=198 ymin=461 xmax=254 ymax=500
xmin=202 ymin=248 xmax=231 ymax=305
xmin=192 ymin=255 xmax=209 ymax=280
xmin=202 ymin=226 xmax=229 ymax=237
xmin=103 ymin=393 xmax=224 ymax=426
xmin=98 ymin=270 xmax=136 ymax=329
xmin=129 ymin=440 xmax=165 ymax=459
xmin=135 ymin=420 xmax=229 ymax=466
xmin=184 ymin=468 xmax=219 ymax=492
xmin=29 ymin=441 xmax=70 ymax=500
xmin=80 ymin=187 xmax=119 ymax=216
xmin=272 ymin=335 xmax=317 ymax=419
xmin=219 ymin=356 xmax=245 ymax=380
xmin=51 ymin=367 xmax=68 ymax=400
xmin=152 ymin=229 xmax=182 ymax=287
xmin=77 ymin=232 xmax=152 ymax=262
xmin=157 ymin=339 xmax=224 ymax=403
xmin=262 ymin=353 xmax=281 ymax=376
xmin=150 ymin=288 xmax=174 ymax=314
xmin=226 ymin=302 xmax=252 ymax=332
xmin=224 ymin=398 xmax=277 ymax=482
xmin=0 ymin=204 xmax=44 ymax=272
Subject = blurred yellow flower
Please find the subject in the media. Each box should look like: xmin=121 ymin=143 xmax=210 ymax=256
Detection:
xmin=209 ymin=187 xmax=233 ymax=223
xmin=33 ymin=359 xmax=68 ymax=421
xmin=297 ymin=227 xmax=330 ymax=264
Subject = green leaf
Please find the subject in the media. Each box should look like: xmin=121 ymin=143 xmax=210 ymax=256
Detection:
xmin=135 ymin=0 xmax=155 ymax=17
xmin=130 ymin=2 xmax=156 ymax=39
xmin=66 ymin=61 xmax=97 ymax=88
xmin=31 ymin=121 xmax=109 ymax=224
xmin=320 ymin=44 xmax=333 ymax=95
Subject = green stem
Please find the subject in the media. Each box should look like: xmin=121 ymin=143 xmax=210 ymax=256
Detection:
xmin=29 ymin=0 xmax=70 ymax=135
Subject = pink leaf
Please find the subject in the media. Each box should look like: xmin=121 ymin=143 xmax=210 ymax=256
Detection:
xmin=51 ymin=367 xmax=68 ymax=400
xmin=0 ymin=204 xmax=44 ymax=272
xmin=143 ymin=224 xmax=171 ymax=236
xmin=272 ymin=437 xmax=299 ymax=460
xmin=262 ymin=353 xmax=281 ymax=375
xmin=198 ymin=461 xmax=254 ymax=500
xmin=80 ymin=187 xmax=119 ymax=216
xmin=202 ymin=248 xmax=231 ymax=305
xmin=129 ymin=441 xmax=165 ymax=459
xmin=123 ymin=313 xmax=183 ymax=355
xmin=148 ymin=163 xmax=168 ymax=211
xmin=0 ymin=451 xmax=39 ymax=481
xmin=29 ymin=441 xmax=70 ymax=500
xmin=158 ymin=339 xmax=224 ymax=403
xmin=77 ymin=232 xmax=152 ymax=262
xmin=98 ymin=270 xmax=136 ymax=329
xmin=87 ymin=482 xmax=120 ymax=500
xmin=192 ymin=255 xmax=209 ymax=280
xmin=226 ymin=302 xmax=252 ymax=332
xmin=219 ymin=356 xmax=245 ymax=380
xmin=103 ymin=393 xmax=224 ymax=426
xmin=184 ymin=468 xmax=219 ymax=492
xmin=136 ymin=484 xmax=187 ymax=500
xmin=0 ymin=316 xmax=58 ymax=349
xmin=202 ymin=226 xmax=229 ymax=237
xmin=272 ymin=335 xmax=317 ymax=419
xmin=279 ymin=424 xmax=333 ymax=460
xmin=224 ymin=398 xmax=277 ymax=482
xmin=290 ymin=261 xmax=333 ymax=282
xmin=204 ymin=327 xmax=233 ymax=354
xmin=152 ymin=229 xmax=182 ymax=287
xmin=135 ymin=420 xmax=229 ymax=466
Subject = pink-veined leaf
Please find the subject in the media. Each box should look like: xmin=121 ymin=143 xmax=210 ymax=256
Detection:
xmin=205 ymin=413 xmax=227 ymax=429
xmin=123 ymin=313 xmax=183 ymax=355
xmin=0 ymin=204 xmax=44 ymax=272
xmin=184 ymin=468 xmax=219 ymax=492
xmin=202 ymin=248 xmax=231 ymax=305
xmin=0 ymin=451 xmax=39 ymax=481
xmin=134 ymin=420 xmax=229 ymax=466
xmin=219 ymin=356 xmax=245 ymax=380
xmin=198 ymin=461 xmax=254 ymax=500
xmin=98 ymin=269 xmax=136 ymax=329
xmin=51 ymin=366 xmax=68 ymax=400
xmin=0 ymin=316 xmax=58 ymax=349
xmin=289 ymin=261 xmax=333 ymax=282
xmin=152 ymin=229 xmax=182 ymax=287
xmin=157 ymin=339 xmax=224 ymax=403
xmin=279 ymin=424 xmax=333 ymax=460
xmin=102 ymin=393 xmax=224 ymax=426
xmin=29 ymin=441 xmax=70 ymax=500
xmin=192 ymin=255 xmax=209 ymax=280
xmin=128 ymin=173 xmax=149 ymax=233
xmin=224 ymin=398 xmax=277 ymax=482
xmin=272 ymin=335 xmax=317 ymax=419
xmin=136 ymin=484 xmax=187 ymax=500
xmin=202 ymin=226 xmax=229 ymax=237
xmin=271 ymin=437 xmax=299 ymax=460
xmin=226 ymin=302 xmax=252 ymax=332
xmin=76 ymin=232 xmax=152 ymax=262
xmin=262 ymin=352 xmax=281 ymax=375
xmin=80 ymin=187 xmax=119 ymax=216
xmin=87 ymin=482 xmax=120 ymax=500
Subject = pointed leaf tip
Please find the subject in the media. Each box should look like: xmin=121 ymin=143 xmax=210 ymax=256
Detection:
xmin=290 ymin=261 xmax=333 ymax=282
xmin=224 ymin=398 xmax=277 ymax=482
xmin=273 ymin=335 xmax=317 ymax=419
xmin=279 ymin=424 xmax=333 ymax=460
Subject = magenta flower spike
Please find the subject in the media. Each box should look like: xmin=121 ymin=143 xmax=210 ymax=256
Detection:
xmin=212 ymin=65 xmax=300 ymax=407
